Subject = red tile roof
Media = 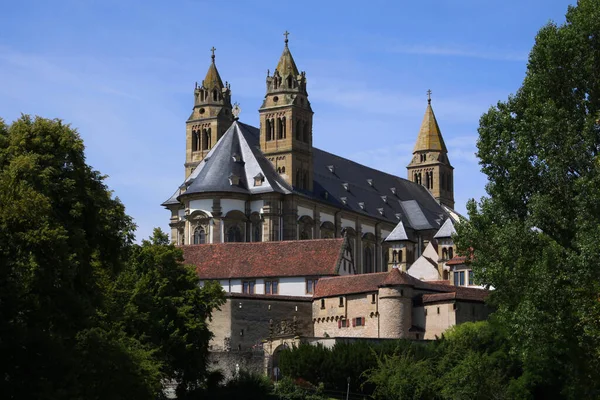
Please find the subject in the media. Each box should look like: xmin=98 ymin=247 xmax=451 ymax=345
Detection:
xmin=182 ymin=238 xmax=346 ymax=280
xmin=446 ymin=256 xmax=467 ymax=266
xmin=314 ymin=268 xmax=489 ymax=303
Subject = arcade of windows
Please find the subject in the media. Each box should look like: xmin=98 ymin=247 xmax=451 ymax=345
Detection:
xmin=265 ymin=115 xmax=310 ymax=143
xmin=191 ymin=127 xmax=211 ymax=152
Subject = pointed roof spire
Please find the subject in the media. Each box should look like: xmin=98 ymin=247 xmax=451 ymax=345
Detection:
xmin=275 ymin=30 xmax=299 ymax=77
xmin=413 ymin=90 xmax=447 ymax=153
xmin=203 ymin=46 xmax=224 ymax=89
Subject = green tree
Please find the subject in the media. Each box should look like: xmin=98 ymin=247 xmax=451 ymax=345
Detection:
xmin=111 ymin=228 xmax=226 ymax=398
xmin=455 ymin=1 xmax=600 ymax=397
xmin=0 ymin=115 xmax=159 ymax=399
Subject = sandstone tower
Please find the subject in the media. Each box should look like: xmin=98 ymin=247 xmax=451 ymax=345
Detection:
xmin=407 ymin=92 xmax=454 ymax=209
xmin=184 ymin=48 xmax=233 ymax=177
xmin=259 ymin=32 xmax=314 ymax=191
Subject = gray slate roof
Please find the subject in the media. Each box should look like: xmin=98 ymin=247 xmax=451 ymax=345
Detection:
xmin=385 ymin=221 xmax=411 ymax=242
xmin=433 ymin=218 xmax=456 ymax=239
xmin=164 ymin=120 xmax=449 ymax=232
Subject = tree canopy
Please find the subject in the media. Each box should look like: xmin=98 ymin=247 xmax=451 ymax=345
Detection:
xmin=0 ymin=115 xmax=224 ymax=399
xmin=455 ymin=0 xmax=600 ymax=397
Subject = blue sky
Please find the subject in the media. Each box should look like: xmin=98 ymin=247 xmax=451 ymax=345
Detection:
xmin=0 ymin=0 xmax=574 ymax=241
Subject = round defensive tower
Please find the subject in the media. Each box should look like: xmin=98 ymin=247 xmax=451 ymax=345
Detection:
xmin=377 ymin=269 xmax=414 ymax=338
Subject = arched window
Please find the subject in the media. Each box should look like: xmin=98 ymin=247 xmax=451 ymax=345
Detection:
xmin=265 ymin=119 xmax=272 ymax=141
xmin=281 ymin=166 xmax=285 ymax=174
xmin=193 ymin=227 xmax=206 ymax=244
xmin=303 ymin=123 xmax=309 ymax=142
xmin=392 ymin=250 xmax=398 ymax=263
xmin=287 ymin=75 xmax=293 ymax=88
xmin=364 ymin=246 xmax=374 ymax=274
xmin=212 ymin=89 xmax=218 ymax=101
xmin=192 ymin=130 xmax=198 ymax=152
xmin=398 ymin=250 xmax=403 ymax=263
xmin=226 ymin=225 xmax=243 ymax=243
xmin=442 ymin=248 xmax=448 ymax=260
xmin=202 ymin=129 xmax=211 ymax=150
xmin=296 ymin=120 xmax=302 ymax=140
xmin=253 ymin=223 xmax=261 ymax=242
xmin=200 ymin=90 xmax=205 ymax=102
xmin=448 ymin=247 xmax=454 ymax=259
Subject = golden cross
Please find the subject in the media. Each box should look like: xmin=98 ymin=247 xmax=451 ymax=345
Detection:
xmin=427 ymin=89 xmax=432 ymax=104
xmin=284 ymin=30 xmax=290 ymax=45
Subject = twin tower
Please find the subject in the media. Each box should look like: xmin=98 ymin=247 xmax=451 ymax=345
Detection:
xmin=183 ymin=36 xmax=454 ymax=209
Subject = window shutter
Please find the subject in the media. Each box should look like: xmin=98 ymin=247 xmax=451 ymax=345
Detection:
xmin=338 ymin=319 xmax=341 ymax=329
xmin=352 ymin=318 xmax=356 ymax=327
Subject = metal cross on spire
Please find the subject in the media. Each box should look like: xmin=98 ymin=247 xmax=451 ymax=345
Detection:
xmin=284 ymin=30 xmax=290 ymax=46
xmin=427 ymin=89 xmax=432 ymax=104
xmin=210 ymin=46 xmax=216 ymax=62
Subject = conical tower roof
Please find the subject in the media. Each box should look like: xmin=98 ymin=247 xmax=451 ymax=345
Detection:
xmin=275 ymin=39 xmax=299 ymax=77
xmin=413 ymin=100 xmax=447 ymax=153
xmin=203 ymin=49 xmax=224 ymax=89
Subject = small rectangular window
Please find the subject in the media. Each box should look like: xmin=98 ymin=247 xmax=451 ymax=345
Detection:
xmin=265 ymin=280 xmax=278 ymax=295
xmin=459 ymin=271 xmax=465 ymax=286
xmin=242 ymin=280 xmax=255 ymax=294
xmin=437 ymin=307 xmax=440 ymax=314
xmin=306 ymin=278 xmax=318 ymax=294
xmin=320 ymin=299 xmax=325 ymax=309
xmin=339 ymin=297 xmax=344 ymax=307
xmin=453 ymin=271 xmax=459 ymax=286
xmin=355 ymin=317 xmax=364 ymax=327
xmin=341 ymin=319 xmax=348 ymax=328
xmin=468 ymin=270 xmax=474 ymax=286
xmin=371 ymin=293 xmax=376 ymax=304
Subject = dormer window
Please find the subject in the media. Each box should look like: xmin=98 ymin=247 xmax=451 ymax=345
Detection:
xmin=229 ymin=173 xmax=240 ymax=186
xmin=367 ymin=179 xmax=373 ymax=187
xmin=377 ymin=208 xmax=384 ymax=215
xmin=254 ymin=173 xmax=265 ymax=187
xmin=395 ymin=213 xmax=402 ymax=220
xmin=342 ymin=183 xmax=349 ymax=191
xmin=327 ymin=165 xmax=335 ymax=174
xmin=390 ymin=187 xmax=397 ymax=195
xmin=358 ymin=202 xmax=365 ymax=210
xmin=341 ymin=197 xmax=347 ymax=205
xmin=381 ymin=195 xmax=387 ymax=203
xmin=232 ymin=153 xmax=241 ymax=163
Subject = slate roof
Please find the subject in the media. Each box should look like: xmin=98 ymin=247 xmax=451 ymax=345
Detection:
xmin=434 ymin=218 xmax=456 ymax=239
xmin=314 ymin=268 xmax=489 ymax=302
xmin=183 ymin=238 xmax=346 ymax=279
xmin=385 ymin=221 xmax=411 ymax=242
xmin=164 ymin=120 xmax=449 ymax=232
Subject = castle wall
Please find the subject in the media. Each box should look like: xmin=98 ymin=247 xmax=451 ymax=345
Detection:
xmin=313 ymin=292 xmax=380 ymax=338
xmin=423 ymin=302 xmax=456 ymax=340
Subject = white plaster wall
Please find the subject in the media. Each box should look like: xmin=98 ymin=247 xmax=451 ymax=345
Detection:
xmin=341 ymin=218 xmax=355 ymax=229
xmin=297 ymin=206 xmax=314 ymax=219
xmin=408 ymin=258 xmax=440 ymax=281
xmin=250 ymin=200 xmax=264 ymax=214
xmin=280 ymin=277 xmax=310 ymax=297
xmin=320 ymin=212 xmax=334 ymax=224
xmin=361 ymin=224 xmax=375 ymax=235
xmin=221 ymin=199 xmax=245 ymax=215
xmin=255 ymin=279 xmax=265 ymax=294
xmin=189 ymin=199 xmax=213 ymax=215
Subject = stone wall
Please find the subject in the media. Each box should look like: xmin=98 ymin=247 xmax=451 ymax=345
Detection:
xmin=313 ymin=292 xmax=380 ymax=338
xmin=208 ymin=351 xmax=265 ymax=382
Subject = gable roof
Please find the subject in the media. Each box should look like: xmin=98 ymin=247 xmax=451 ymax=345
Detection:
xmin=314 ymin=268 xmax=489 ymax=302
xmin=434 ymin=218 xmax=456 ymax=239
xmin=183 ymin=238 xmax=347 ymax=279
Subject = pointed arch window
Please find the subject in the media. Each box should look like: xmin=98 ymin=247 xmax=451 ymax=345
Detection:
xmin=392 ymin=250 xmax=398 ymax=263
xmin=212 ymin=89 xmax=218 ymax=101
xmin=193 ymin=227 xmax=206 ymax=244
xmin=287 ymin=74 xmax=293 ymax=88
xmin=192 ymin=130 xmax=199 ymax=152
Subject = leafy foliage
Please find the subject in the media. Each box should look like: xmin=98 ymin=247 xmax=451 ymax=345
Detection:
xmin=0 ymin=116 xmax=224 ymax=399
xmin=454 ymin=0 xmax=600 ymax=398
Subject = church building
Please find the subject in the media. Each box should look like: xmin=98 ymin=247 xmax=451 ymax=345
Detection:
xmin=163 ymin=34 xmax=458 ymax=275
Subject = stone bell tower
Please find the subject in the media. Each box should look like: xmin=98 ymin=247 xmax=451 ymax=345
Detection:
xmin=184 ymin=47 xmax=233 ymax=177
xmin=407 ymin=91 xmax=454 ymax=209
xmin=259 ymin=32 xmax=314 ymax=191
